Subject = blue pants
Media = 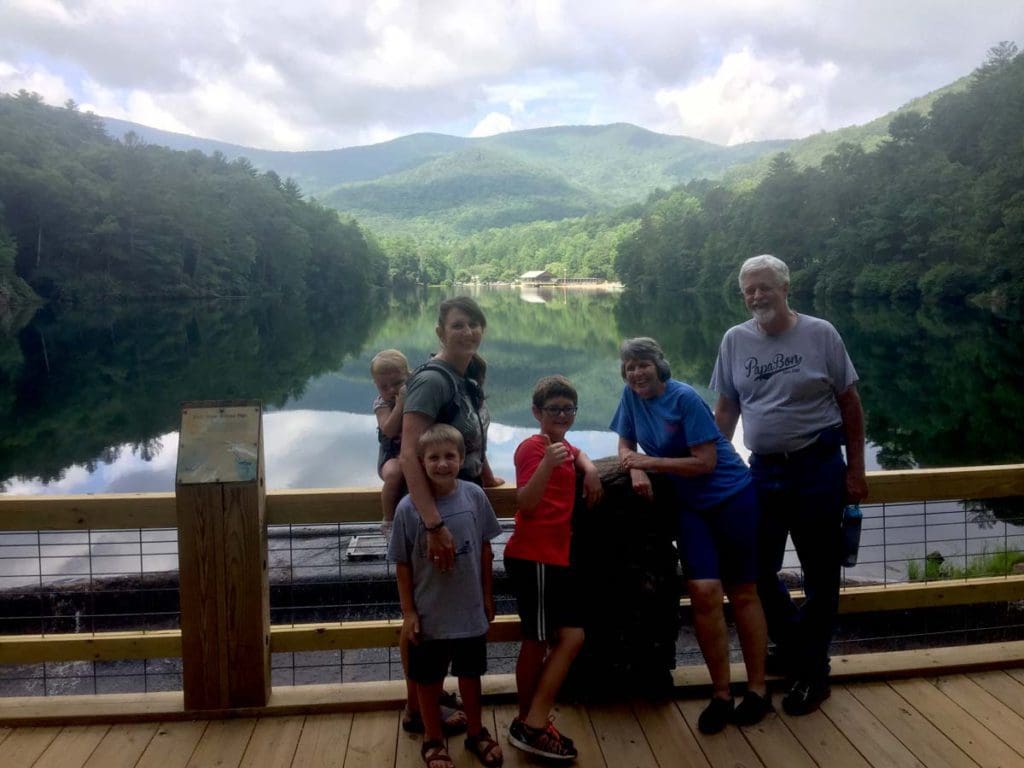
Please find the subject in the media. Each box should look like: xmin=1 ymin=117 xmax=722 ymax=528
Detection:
xmin=750 ymin=434 xmax=846 ymax=684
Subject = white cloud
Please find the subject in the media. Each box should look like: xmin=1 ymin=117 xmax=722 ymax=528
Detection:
xmin=0 ymin=60 xmax=73 ymax=104
xmin=80 ymin=81 xmax=193 ymax=135
xmin=471 ymin=111 xmax=515 ymax=137
xmin=1 ymin=1 xmax=1022 ymax=148
xmin=654 ymin=47 xmax=839 ymax=144
xmin=189 ymin=80 xmax=309 ymax=150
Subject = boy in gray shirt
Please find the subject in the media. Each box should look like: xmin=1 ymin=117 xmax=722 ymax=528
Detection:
xmin=388 ymin=424 xmax=504 ymax=768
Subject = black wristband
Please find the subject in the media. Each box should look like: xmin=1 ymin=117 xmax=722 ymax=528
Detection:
xmin=425 ymin=520 xmax=446 ymax=533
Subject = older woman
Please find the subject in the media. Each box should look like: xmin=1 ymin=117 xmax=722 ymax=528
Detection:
xmin=609 ymin=337 xmax=770 ymax=733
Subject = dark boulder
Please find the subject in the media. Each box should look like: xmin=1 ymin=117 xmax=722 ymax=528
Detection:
xmin=564 ymin=457 xmax=682 ymax=699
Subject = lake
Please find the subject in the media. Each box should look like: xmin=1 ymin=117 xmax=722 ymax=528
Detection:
xmin=1 ymin=286 xmax=1023 ymax=582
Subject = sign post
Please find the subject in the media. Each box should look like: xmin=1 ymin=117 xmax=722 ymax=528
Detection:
xmin=175 ymin=400 xmax=269 ymax=710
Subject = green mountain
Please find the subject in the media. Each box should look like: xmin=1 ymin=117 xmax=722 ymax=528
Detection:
xmin=322 ymin=125 xmax=793 ymax=234
xmin=103 ymin=80 xmax=972 ymax=239
xmin=100 ymin=118 xmax=469 ymax=189
xmin=321 ymin=146 xmax=599 ymax=233
xmin=100 ymin=118 xmax=790 ymax=234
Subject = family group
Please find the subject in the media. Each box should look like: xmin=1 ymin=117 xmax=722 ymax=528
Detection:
xmin=369 ymin=254 xmax=867 ymax=768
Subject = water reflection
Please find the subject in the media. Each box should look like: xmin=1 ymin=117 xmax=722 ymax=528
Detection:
xmin=518 ymin=286 xmax=548 ymax=304
xmin=1 ymin=286 xmax=1021 ymax=495
xmin=0 ymin=294 xmax=377 ymax=487
xmin=3 ymin=411 xmax=622 ymax=496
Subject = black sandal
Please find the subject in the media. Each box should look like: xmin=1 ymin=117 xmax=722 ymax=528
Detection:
xmin=465 ymin=727 xmax=503 ymax=767
xmin=421 ymin=740 xmax=454 ymax=768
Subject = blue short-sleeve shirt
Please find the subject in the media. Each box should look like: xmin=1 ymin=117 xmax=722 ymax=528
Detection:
xmin=609 ymin=379 xmax=750 ymax=510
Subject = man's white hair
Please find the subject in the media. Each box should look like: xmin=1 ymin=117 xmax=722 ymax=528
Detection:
xmin=738 ymin=254 xmax=790 ymax=289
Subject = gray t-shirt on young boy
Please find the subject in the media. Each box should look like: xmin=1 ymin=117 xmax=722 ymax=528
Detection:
xmin=710 ymin=313 xmax=858 ymax=455
xmin=387 ymin=480 xmax=502 ymax=640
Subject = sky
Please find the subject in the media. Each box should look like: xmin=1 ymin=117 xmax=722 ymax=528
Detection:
xmin=2 ymin=1 xmax=1023 ymax=151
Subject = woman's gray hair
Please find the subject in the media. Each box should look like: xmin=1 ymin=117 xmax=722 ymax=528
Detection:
xmin=738 ymin=254 xmax=790 ymax=289
xmin=619 ymin=337 xmax=671 ymax=382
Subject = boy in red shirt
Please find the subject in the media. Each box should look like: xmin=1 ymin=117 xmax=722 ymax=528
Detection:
xmin=505 ymin=376 xmax=602 ymax=761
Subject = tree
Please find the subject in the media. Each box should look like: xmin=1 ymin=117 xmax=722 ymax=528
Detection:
xmin=0 ymin=91 xmax=387 ymax=302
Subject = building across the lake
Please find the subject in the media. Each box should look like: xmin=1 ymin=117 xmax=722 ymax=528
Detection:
xmin=517 ymin=270 xmax=620 ymax=291
xmin=519 ymin=269 xmax=556 ymax=284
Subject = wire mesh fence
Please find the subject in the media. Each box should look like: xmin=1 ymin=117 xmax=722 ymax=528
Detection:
xmin=1 ymin=497 xmax=1022 ymax=696
xmin=840 ymin=498 xmax=1024 ymax=585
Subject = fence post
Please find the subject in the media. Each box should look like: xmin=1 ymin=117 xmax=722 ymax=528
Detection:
xmin=175 ymin=400 xmax=269 ymax=710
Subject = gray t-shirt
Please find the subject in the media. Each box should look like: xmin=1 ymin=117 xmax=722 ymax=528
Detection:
xmin=710 ymin=313 xmax=858 ymax=454
xmin=387 ymin=480 xmax=502 ymax=640
xmin=403 ymin=360 xmax=489 ymax=479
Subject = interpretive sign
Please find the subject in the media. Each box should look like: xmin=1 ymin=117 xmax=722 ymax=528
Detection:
xmin=176 ymin=402 xmax=261 ymax=485
xmin=175 ymin=399 xmax=269 ymax=710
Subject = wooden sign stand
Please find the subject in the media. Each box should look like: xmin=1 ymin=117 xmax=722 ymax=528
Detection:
xmin=175 ymin=400 xmax=270 ymax=710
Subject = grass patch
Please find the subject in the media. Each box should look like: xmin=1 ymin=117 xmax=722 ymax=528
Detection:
xmin=906 ymin=546 xmax=1024 ymax=581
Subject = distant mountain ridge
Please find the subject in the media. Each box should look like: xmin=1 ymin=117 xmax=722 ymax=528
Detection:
xmin=100 ymin=118 xmax=791 ymax=233
xmin=102 ymin=77 xmax=966 ymax=236
xmin=101 ymin=117 xmax=470 ymax=187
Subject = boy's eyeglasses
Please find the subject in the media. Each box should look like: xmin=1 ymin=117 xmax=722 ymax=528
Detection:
xmin=541 ymin=406 xmax=578 ymax=416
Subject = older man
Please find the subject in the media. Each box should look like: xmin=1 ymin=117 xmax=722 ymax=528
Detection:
xmin=710 ymin=254 xmax=867 ymax=716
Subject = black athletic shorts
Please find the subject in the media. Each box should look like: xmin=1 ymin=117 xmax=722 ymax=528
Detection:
xmin=505 ymin=556 xmax=583 ymax=642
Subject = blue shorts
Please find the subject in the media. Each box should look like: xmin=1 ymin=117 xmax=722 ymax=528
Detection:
xmin=677 ymin=482 xmax=759 ymax=585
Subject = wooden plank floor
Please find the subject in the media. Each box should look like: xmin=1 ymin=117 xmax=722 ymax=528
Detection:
xmin=2 ymin=670 xmax=1023 ymax=768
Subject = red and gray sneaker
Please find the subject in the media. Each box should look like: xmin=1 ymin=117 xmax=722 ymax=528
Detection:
xmin=545 ymin=719 xmax=574 ymax=750
xmin=508 ymin=717 xmax=578 ymax=761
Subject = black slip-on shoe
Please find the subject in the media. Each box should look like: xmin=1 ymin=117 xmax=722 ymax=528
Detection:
xmin=733 ymin=690 xmax=774 ymax=726
xmin=697 ymin=697 xmax=734 ymax=735
xmin=782 ymin=679 xmax=831 ymax=716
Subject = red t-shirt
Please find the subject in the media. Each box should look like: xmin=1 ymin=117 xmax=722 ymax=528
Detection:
xmin=505 ymin=434 xmax=578 ymax=566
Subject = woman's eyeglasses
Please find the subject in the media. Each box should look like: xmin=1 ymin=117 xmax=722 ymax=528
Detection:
xmin=541 ymin=406 xmax=578 ymax=416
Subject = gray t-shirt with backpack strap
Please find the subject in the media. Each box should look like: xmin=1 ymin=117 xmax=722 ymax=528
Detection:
xmin=403 ymin=358 xmax=490 ymax=480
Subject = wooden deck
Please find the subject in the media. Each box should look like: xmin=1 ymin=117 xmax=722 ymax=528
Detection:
xmin=2 ymin=667 xmax=1023 ymax=768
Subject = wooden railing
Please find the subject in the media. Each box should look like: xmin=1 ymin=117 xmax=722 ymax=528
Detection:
xmin=1 ymin=464 xmax=1023 ymax=710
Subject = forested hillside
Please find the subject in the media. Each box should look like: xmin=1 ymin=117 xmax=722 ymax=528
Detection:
xmin=615 ymin=44 xmax=1024 ymax=309
xmin=103 ymin=119 xmax=790 ymax=236
xmin=0 ymin=92 xmax=387 ymax=304
xmin=320 ymin=125 xmax=792 ymax=235
xmin=323 ymin=147 xmax=600 ymax=234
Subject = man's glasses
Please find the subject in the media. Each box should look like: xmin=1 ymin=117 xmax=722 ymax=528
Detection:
xmin=541 ymin=406 xmax=578 ymax=416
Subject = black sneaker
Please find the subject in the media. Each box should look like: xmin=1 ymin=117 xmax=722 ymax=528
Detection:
xmin=697 ymin=697 xmax=734 ymax=735
xmin=732 ymin=690 xmax=773 ymax=726
xmin=508 ymin=717 xmax=577 ymax=761
xmin=782 ymin=679 xmax=831 ymax=716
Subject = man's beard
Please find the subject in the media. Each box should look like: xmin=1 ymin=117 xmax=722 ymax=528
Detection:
xmin=751 ymin=306 xmax=777 ymax=325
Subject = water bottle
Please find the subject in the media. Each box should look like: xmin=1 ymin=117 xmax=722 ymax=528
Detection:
xmin=841 ymin=504 xmax=862 ymax=567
